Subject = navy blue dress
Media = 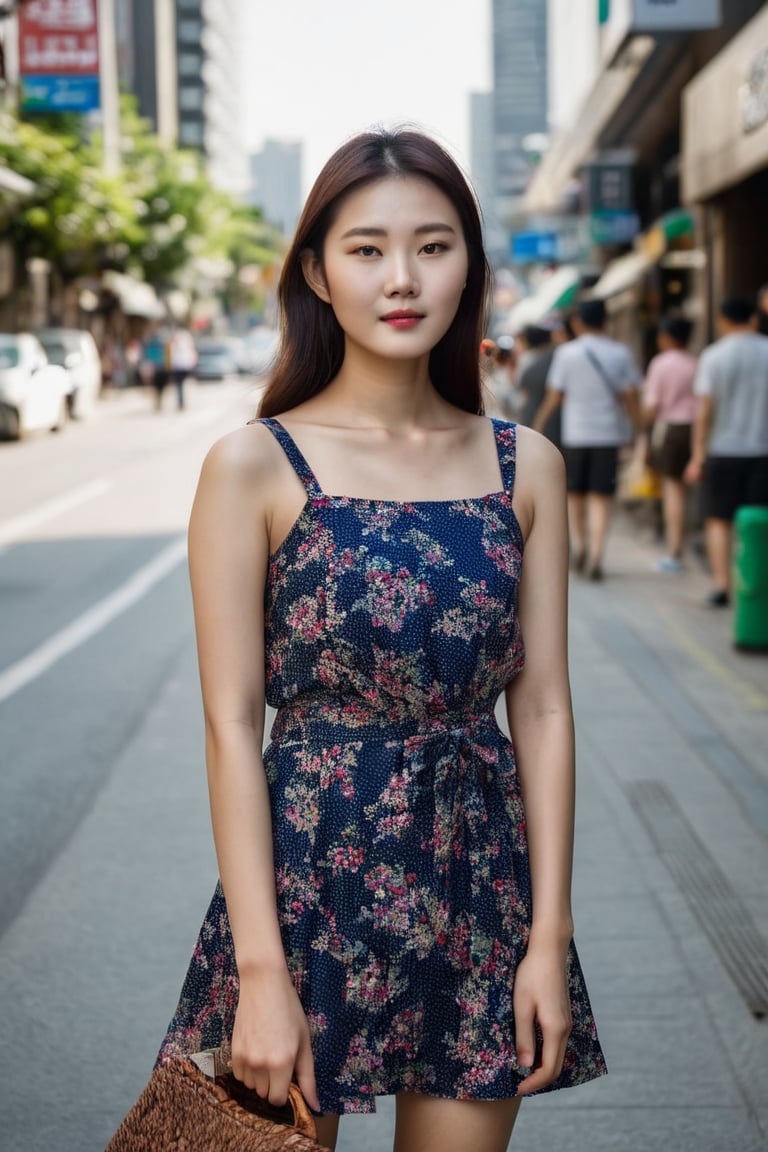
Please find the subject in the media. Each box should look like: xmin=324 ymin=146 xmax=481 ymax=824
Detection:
xmin=157 ymin=417 xmax=606 ymax=1113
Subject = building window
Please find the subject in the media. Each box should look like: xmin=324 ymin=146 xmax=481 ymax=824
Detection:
xmin=179 ymin=120 xmax=205 ymax=147
xmin=178 ymin=18 xmax=202 ymax=42
xmin=178 ymin=51 xmax=203 ymax=77
xmin=179 ymin=85 xmax=204 ymax=111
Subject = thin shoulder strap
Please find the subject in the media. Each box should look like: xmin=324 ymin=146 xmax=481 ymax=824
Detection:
xmin=251 ymin=417 xmax=324 ymax=498
xmin=490 ymin=418 xmax=517 ymax=495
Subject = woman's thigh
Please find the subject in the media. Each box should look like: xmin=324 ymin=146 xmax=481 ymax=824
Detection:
xmin=394 ymin=1092 xmax=522 ymax=1152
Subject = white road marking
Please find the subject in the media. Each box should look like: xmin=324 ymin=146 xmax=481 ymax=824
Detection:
xmin=0 ymin=537 xmax=188 ymax=703
xmin=0 ymin=479 xmax=113 ymax=550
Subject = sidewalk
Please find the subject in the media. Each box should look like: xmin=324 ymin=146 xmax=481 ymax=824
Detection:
xmin=336 ymin=509 xmax=768 ymax=1152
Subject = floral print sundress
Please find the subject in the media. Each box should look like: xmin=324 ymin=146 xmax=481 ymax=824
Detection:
xmin=157 ymin=416 xmax=606 ymax=1113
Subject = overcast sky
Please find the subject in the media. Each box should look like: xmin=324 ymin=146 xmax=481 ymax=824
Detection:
xmin=240 ymin=0 xmax=492 ymax=194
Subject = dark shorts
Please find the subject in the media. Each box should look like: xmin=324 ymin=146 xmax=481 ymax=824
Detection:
xmin=655 ymin=423 xmax=692 ymax=480
xmin=702 ymin=455 xmax=768 ymax=521
xmin=563 ymin=446 xmax=619 ymax=495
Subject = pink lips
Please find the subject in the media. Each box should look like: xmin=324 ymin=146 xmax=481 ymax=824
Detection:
xmin=381 ymin=310 xmax=425 ymax=329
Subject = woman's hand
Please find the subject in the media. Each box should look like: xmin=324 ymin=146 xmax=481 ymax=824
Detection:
xmin=231 ymin=966 xmax=320 ymax=1112
xmin=513 ymin=941 xmax=572 ymax=1096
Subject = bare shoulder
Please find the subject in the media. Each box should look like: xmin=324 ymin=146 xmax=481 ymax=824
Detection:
xmin=515 ymin=423 xmax=566 ymax=493
xmin=507 ymin=426 xmax=564 ymax=542
xmin=198 ymin=420 xmax=280 ymax=495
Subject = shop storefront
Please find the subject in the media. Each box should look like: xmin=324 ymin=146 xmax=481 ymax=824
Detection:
xmin=682 ymin=5 xmax=768 ymax=330
xmin=589 ymin=208 xmax=700 ymax=362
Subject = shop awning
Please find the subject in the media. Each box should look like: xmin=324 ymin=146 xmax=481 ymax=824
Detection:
xmin=505 ymin=266 xmax=581 ymax=332
xmin=102 ymin=270 xmax=166 ymax=319
xmin=590 ymin=250 xmax=653 ymax=300
xmin=637 ymin=209 xmax=694 ymax=261
xmin=0 ymin=166 xmax=36 ymax=199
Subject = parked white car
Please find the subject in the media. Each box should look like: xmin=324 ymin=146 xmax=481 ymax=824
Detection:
xmin=0 ymin=333 xmax=69 ymax=440
xmin=36 ymin=328 xmax=101 ymax=418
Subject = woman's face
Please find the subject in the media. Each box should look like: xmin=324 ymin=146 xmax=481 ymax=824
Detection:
xmin=303 ymin=175 xmax=469 ymax=364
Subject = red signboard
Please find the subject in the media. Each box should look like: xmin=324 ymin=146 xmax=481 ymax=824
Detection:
xmin=19 ymin=0 xmax=99 ymax=77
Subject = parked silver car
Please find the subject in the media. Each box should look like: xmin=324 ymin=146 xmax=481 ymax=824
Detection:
xmin=0 ymin=333 xmax=69 ymax=440
xmin=194 ymin=338 xmax=240 ymax=381
xmin=244 ymin=326 xmax=279 ymax=376
xmin=36 ymin=328 xmax=101 ymax=419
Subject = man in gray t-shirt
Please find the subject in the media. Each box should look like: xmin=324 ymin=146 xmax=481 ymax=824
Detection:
xmin=685 ymin=297 xmax=768 ymax=607
xmin=534 ymin=299 xmax=640 ymax=581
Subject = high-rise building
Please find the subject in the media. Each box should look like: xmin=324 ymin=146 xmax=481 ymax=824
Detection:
xmin=469 ymin=90 xmax=507 ymax=260
xmin=115 ymin=0 xmax=245 ymax=195
xmin=492 ymin=0 xmax=548 ymax=222
xmin=248 ymin=140 xmax=303 ymax=239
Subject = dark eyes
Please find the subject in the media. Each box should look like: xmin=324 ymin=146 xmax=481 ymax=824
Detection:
xmin=352 ymin=241 xmax=448 ymax=257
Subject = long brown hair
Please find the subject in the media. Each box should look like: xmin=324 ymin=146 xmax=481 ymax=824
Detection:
xmin=259 ymin=128 xmax=491 ymax=418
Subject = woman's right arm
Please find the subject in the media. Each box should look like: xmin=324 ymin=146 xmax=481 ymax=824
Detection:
xmin=188 ymin=430 xmax=320 ymax=1111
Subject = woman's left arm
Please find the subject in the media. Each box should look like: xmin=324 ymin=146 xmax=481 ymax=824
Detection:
xmin=505 ymin=427 xmax=575 ymax=1095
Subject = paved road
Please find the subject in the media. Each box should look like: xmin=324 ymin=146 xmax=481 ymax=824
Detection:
xmin=0 ymin=386 xmax=766 ymax=1151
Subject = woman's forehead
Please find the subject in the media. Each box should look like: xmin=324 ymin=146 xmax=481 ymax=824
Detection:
xmin=330 ymin=175 xmax=461 ymax=231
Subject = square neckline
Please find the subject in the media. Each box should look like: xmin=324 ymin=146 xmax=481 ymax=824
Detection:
xmin=268 ymin=415 xmax=512 ymax=506
xmin=260 ymin=416 xmax=525 ymax=564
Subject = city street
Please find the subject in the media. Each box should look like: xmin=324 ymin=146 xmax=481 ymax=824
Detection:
xmin=0 ymin=383 xmax=766 ymax=1152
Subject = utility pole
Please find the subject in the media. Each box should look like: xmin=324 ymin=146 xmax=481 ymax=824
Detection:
xmin=98 ymin=0 xmax=121 ymax=175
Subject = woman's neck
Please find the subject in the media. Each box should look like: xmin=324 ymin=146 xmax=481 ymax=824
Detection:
xmin=315 ymin=344 xmax=447 ymax=430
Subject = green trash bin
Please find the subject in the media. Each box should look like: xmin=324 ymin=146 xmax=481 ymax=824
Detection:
xmin=733 ymin=505 xmax=768 ymax=651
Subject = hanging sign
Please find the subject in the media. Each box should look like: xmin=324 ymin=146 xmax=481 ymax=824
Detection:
xmin=19 ymin=0 xmax=100 ymax=112
xmin=630 ymin=0 xmax=722 ymax=31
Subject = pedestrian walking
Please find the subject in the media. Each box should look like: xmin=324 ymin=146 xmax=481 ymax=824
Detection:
xmin=533 ymin=298 xmax=641 ymax=580
xmin=516 ymin=323 xmax=560 ymax=447
xmin=140 ymin=328 xmax=170 ymax=409
xmin=642 ymin=315 xmax=698 ymax=572
xmin=684 ymin=296 xmax=768 ymax=607
xmin=167 ymin=328 xmax=197 ymax=410
xmin=153 ymin=129 xmax=606 ymax=1152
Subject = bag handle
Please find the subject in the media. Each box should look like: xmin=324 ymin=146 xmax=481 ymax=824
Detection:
xmin=189 ymin=1048 xmax=317 ymax=1137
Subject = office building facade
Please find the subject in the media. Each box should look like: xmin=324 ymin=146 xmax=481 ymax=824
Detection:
xmin=492 ymin=0 xmax=549 ymax=221
xmin=248 ymin=140 xmax=303 ymax=239
xmin=115 ymin=0 xmax=245 ymax=194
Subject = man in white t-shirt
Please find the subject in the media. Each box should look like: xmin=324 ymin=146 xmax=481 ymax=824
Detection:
xmin=684 ymin=297 xmax=768 ymax=606
xmin=534 ymin=299 xmax=640 ymax=580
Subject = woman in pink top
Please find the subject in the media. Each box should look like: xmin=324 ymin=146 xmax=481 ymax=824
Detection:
xmin=643 ymin=316 xmax=697 ymax=571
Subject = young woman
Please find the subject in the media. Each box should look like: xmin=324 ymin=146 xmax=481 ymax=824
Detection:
xmin=157 ymin=129 xmax=606 ymax=1152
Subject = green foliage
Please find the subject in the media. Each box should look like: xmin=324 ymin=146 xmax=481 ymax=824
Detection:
xmin=0 ymin=96 xmax=283 ymax=290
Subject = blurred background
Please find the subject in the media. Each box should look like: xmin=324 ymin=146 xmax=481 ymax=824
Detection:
xmin=0 ymin=2 xmax=767 ymax=1150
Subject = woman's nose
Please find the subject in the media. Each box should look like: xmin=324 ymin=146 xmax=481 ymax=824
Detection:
xmin=385 ymin=254 xmax=419 ymax=297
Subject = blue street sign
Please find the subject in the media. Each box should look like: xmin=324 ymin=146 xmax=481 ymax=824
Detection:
xmin=21 ymin=74 xmax=101 ymax=113
xmin=511 ymin=231 xmax=560 ymax=264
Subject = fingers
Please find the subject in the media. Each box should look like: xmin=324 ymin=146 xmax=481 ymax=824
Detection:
xmin=513 ymin=999 xmax=536 ymax=1072
xmin=295 ymin=1031 xmax=321 ymax=1113
xmin=231 ymin=1027 xmax=319 ymax=1111
xmin=516 ymin=1012 xmax=571 ymax=1096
